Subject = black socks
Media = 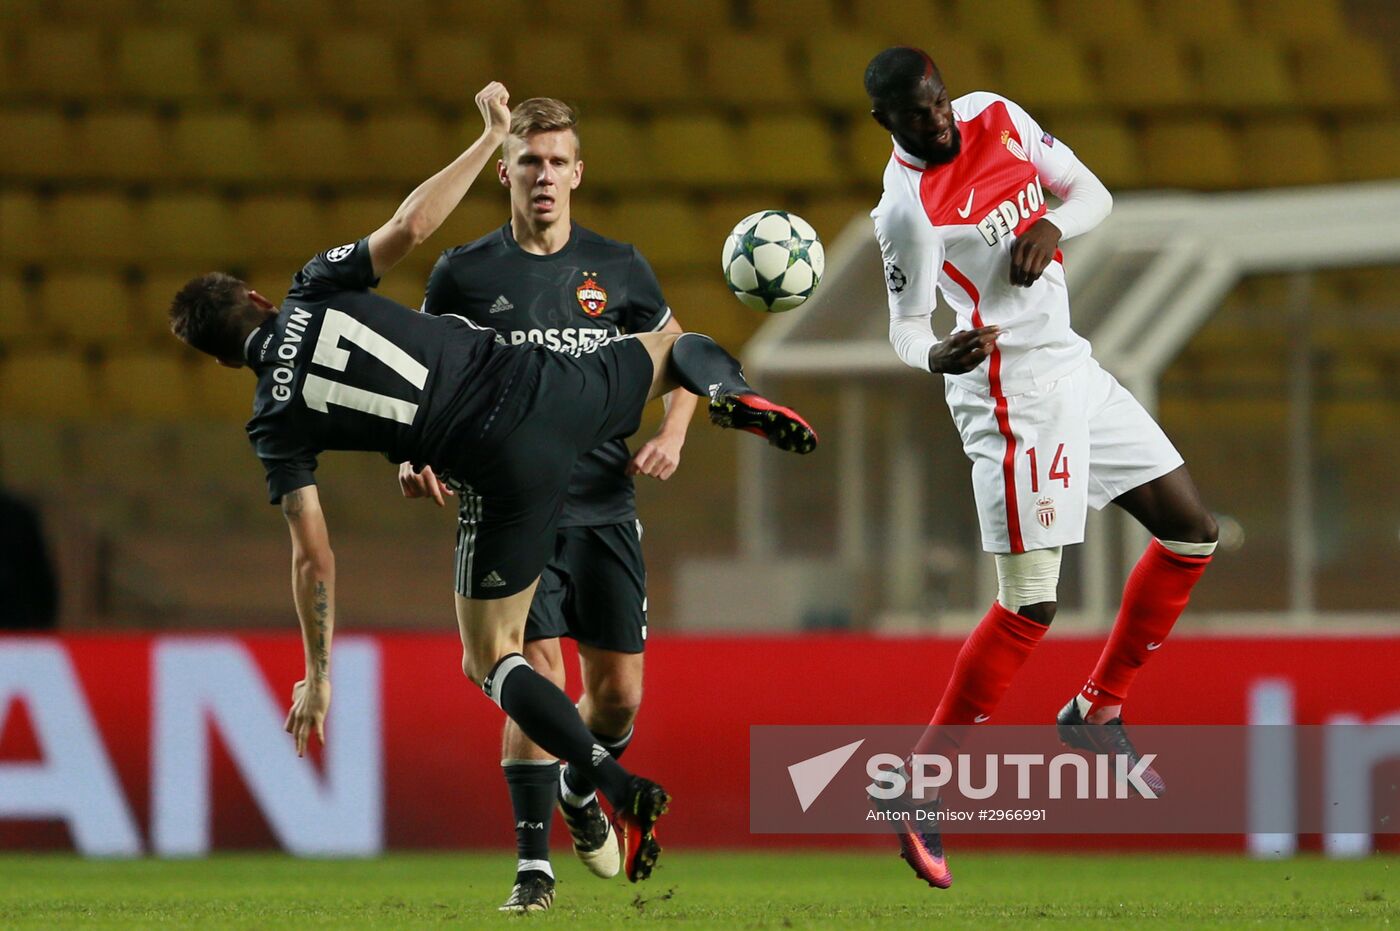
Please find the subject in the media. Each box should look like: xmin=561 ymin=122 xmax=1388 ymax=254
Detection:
xmin=561 ymin=726 xmax=634 ymax=807
xmin=668 ymin=332 xmax=753 ymax=400
xmin=504 ymin=761 xmax=559 ymax=880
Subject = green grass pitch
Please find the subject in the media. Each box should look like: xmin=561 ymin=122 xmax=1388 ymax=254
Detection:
xmin=0 ymin=852 xmax=1393 ymax=929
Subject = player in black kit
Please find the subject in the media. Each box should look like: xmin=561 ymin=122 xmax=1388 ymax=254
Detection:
xmin=167 ymin=82 xmax=816 ymax=892
xmin=400 ymin=97 xmax=693 ymax=912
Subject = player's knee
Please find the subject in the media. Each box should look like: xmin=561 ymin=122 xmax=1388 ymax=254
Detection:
xmin=589 ymin=677 xmax=643 ymax=729
xmin=995 ymin=548 xmax=1061 ymax=622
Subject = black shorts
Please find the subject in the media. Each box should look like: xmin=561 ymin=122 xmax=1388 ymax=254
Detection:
xmin=451 ymin=337 xmax=653 ymax=600
xmin=523 ymin=521 xmax=647 ymax=653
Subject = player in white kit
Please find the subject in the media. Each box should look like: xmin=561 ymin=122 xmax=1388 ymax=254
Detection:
xmin=865 ymin=47 xmax=1219 ymax=888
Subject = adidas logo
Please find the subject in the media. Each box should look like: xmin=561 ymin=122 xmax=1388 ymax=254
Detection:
xmin=481 ymin=570 xmax=507 ymax=588
xmin=488 ymin=294 xmax=514 ymax=314
xmin=591 ymin=743 xmax=609 ymax=766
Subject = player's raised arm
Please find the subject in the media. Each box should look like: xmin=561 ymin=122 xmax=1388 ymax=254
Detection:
xmin=366 ymin=81 xmax=513 ymax=279
xmin=279 ymin=485 xmax=336 ymax=757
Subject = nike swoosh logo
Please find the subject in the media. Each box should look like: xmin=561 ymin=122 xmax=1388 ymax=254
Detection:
xmin=1146 ymin=642 xmax=1162 ymax=651
xmin=956 ymin=189 xmax=975 ymax=219
xmin=974 ymin=714 xmax=990 ymax=723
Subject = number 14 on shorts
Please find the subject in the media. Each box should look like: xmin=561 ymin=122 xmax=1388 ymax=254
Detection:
xmin=1027 ymin=443 xmax=1070 ymax=493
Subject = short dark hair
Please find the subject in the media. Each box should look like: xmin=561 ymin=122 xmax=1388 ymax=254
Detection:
xmin=865 ymin=46 xmax=939 ymax=105
xmin=168 ymin=272 xmax=259 ymax=363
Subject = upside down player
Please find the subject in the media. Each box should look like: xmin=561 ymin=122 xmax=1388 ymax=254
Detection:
xmin=402 ymin=97 xmax=697 ymax=913
xmin=865 ymin=48 xmax=1218 ymax=887
xmin=166 ymin=81 xmax=817 ymax=887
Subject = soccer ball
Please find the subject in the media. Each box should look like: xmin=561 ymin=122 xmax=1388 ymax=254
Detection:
xmin=721 ymin=210 xmax=825 ymax=313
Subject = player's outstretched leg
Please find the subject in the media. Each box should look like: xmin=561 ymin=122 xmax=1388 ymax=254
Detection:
xmin=666 ymin=333 xmax=817 ymax=454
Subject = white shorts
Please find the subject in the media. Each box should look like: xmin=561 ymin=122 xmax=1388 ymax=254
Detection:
xmin=945 ymin=359 xmax=1183 ymax=554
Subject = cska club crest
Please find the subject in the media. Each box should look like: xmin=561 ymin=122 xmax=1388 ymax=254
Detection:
xmin=1036 ymin=496 xmax=1057 ymax=529
xmin=577 ymin=272 xmax=608 ymax=317
xmin=1001 ymin=129 xmax=1029 ymax=162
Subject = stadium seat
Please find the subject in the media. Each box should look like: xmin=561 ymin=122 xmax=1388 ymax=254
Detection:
xmin=246 ymin=0 xmax=337 ymax=26
xmin=38 ymin=271 xmax=134 ymax=346
xmin=951 ymin=0 xmax=1049 ymax=42
xmin=49 ymin=192 xmax=140 ymax=263
xmin=359 ymin=110 xmax=452 ymax=184
xmin=736 ymin=115 xmax=842 ymax=190
xmin=410 ymin=35 xmax=499 ymax=105
xmin=700 ymin=35 xmax=801 ymax=107
xmin=192 ymin=359 xmax=255 ymax=421
xmin=849 ymin=0 xmax=941 ymax=43
xmin=747 ymin=0 xmax=840 ymax=36
xmin=803 ymin=34 xmax=895 ymax=110
xmin=1041 ymin=116 xmax=1143 ymax=189
xmin=234 ymin=194 xmax=330 ymax=263
xmin=345 ymin=0 xmax=434 ymax=33
xmin=536 ymin=0 xmax=631 ymax=31
xmin=18 ymin=27 xmax=109 ymax=99
xmin=326 ymin=195 xmax=404 ymax=247
xmin=311 ymin=33 xmax=405 ymax=103
xmin=927 ymin=38 xmax=1000 ymax=98
xmin=100 ymin=352 xmax=197 ymax=421
xmin=1095 ymin=36 xmax=1194 ymax=110
xmin=1139 ymin=118 xmax=1242 ymax=189
xmin=0 ymin=190 xmax=41 ymax=263
xmin=1147 ymin=0 xmax=1245 ymax=40
xmin=648 ymin=114 xmax=743 ymax=188
xmin=506 ymin=33 xmax=615 ymax=105
xmin=847 ymin=125 xmax=895 ymax=186
xmin=0 ymin=272 xmax=43 ymax=347
xmin=603 ymin=34 xmax=698 ymax=107
xmin=116 ymin=28 xmax=209 ymax=102
xmin=0 ymin=349 xmax=94 ymax=419
xmin=1334 ymin=119 xmax=1400 ymax=183
xmin=148 ymin=0 xmax=243 ymax=24
xmin=797 ymin=195 xmax=878 ymax=248
xmin=214 ymin=31 xmax=311 ymax=104
xmin=996 ymin=36 xmax=1096 ymax=113
xmin=1295 ymin=40 xmax=1396 ymax=111
xmin=1052 ymin=0 xmax=1150 ymax=40
xmin=638 ymin=0 xmax=734 ymax=32
xmin=1237 ymin=118 xmax=1333 ymax=187
xmin=0 ymin=108 xmax=80 ymax=180
xmin=439 ymin=0 xmax=532 ymax=33
xmin=1195 ymin=38 xmax=1293 ymax=110
xmin=137 ymin=271 xmax=195 ymax=343
xmin=169 ymin=111 xmax=264 ymax=183
xmin=263 ymin=109 xmax=358 ymax=183
xmin=574 ymin=115 xmax=655 ymax=189
xmin=608 ymin=199 xmax=705 ymax=271
xmin=45 ymin=0 xmax=141 ymax=23
xmin=1243 ymin=0 xmax=1347 ymax=42
xmin=139 ymin=194 xmax=242 ymax=265
xmin=79 ymin=110 xmax=169 ymax=183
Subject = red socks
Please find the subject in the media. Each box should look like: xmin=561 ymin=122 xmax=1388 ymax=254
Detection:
xmin=930 ymin=602 xmax=1049 ymax=727
xmin=1081 ymin=539 xmax=1212 ymax=713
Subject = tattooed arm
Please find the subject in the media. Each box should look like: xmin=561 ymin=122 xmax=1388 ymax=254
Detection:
xmin=279 ymin=485 xmax=335 ymax=756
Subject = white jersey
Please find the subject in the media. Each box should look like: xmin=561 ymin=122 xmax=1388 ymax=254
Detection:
xmin=872 ymin=92 xmax=1104 ymax=399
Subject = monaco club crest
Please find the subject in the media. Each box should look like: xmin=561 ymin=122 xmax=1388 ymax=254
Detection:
xmin=1036 ymin=496 xmax=1056 ymax=529
xmin=1001 ymin=129 xmax=1029 ymax=162
xmin=577 ymin=272 xmax=608 ymax=317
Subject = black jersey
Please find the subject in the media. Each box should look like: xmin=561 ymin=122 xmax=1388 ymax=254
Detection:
xmin=423 ymin=222 xmax=671 ymax=527
xmin=245 ymin=238 xmax=529 ymax=503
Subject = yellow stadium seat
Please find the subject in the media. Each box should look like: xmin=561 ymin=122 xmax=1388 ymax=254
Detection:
xmin=0 ymin=191 xmax=41 ymax=263
xmin=748 ymin=0 xmax=840 ymax=36
xmin=234 ymin=194 xmax=330 ymax=263
xmin=997 ymin=36 xmax=1096 ymax=113
xmin=137 ymin=271 xmax=195 ymax=342
xmin=246 ymin=0 xmax=336 ymax=25
xmin=18 ymin=27 xmax=109 ymax=98
xmin=311 ymin=32 xmax=405 ymax=104
xmin=1237 ymin=118 xmax=1333 ymax=187
xmin=1095 ymin=36 xmax=1193 ymax=110
xmin=850 ymin=0 xmax=941 ymax=43
xmin=263 ymin=109 xmax=357 ymax=183
xmin=0 ymin=108 xmax=80 ymax=180
xmin=45 ymin=0 xmax=141 ymax=23
xmin=326 ymin=195 xmax=403 ymax=245
xmin=170 ymin=111 xmax=263 ymax=183
xmin=79 ymin=110 xmax=168 ymax=183
xmin=1043 ymin=116 xmax=1142 ymax=189
xmin=410 ymin=35 xmax=500 ymax=105
xmin=602 ymin=34 xmax=698 ymax=107
xmin=1295 ymin=40 xmax=1396 ymax=111
xmin=952 ymin=0 xmax=1049 ymax=42
xmin=700 ymin=35 xmax=800 ymax=107
xmin=574 ymin=115 xmax=655 ymax=189
xmin=1242 ymin=0 xmax=1347 ymax=42
xmin=505 ymin=33 xmax=614 ymax=106
xmin=537 ymin=0 xmax=630 ymax=30
xmin=803 ymin=34 xmax=894 ymax=110
xmin=345 ymin=0 xmax=433 ymax=32
xmin=736 ymin=115 xmax=842 ymax=189
xmin=39 ymin=271 xmax=134 ymax=346
xmin=147 ymin=0 xmax=243 ymax=23
xmin=931 ymin=38 xmax=999 ymax=97
xmin=648 ymin=114 xmax=743 ymax=187
xmin=1139 ymin=118 xmax=1242 ymax=189
xmin=847 ymin=125 xmax=895 ymax=185
xmin=0 ymin=273 xmax=43 ymax=346
xmin=215 ymin=31 xmax=310 ymax=104
xmin=797 ymin=195 xmax=878 ymax=247
xmin=608 ymin=199 xmax=705 ymax=271
xmin=100 ymin=352 xmax=196 ymax=420
xmin=1147 ymin=0 xmax=1244 ymax=40
xmin=49 ymin=193 xmax=140 ymax=263
xmin=1053 ymin=0 xmax=1149 ymax=40
xmin=140 ymin=194 xmax=241 ymax=265
xmin=439 ymin=0 xmax=531 ymax=33
xmin=0 ymin=350 xmax=94 ymax=419
xmin=1334 ymin=119 xmax=1400 ymax=183
xmin=1195 ymin=38 xmax=1293 ymax=110
xmin=193 ymin=360 xmax=255 ymax=421
xmin=116 ymin=28 xmax=208 ymax=101
xmin=359 ymin=111 xmax=452 ymax=183
xmin=638 ymin=0 xmax=733 ymax=31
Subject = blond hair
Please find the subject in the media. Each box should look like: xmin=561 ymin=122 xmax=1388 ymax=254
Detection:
xmin=505 ymin=97 xmax=580 ymax=156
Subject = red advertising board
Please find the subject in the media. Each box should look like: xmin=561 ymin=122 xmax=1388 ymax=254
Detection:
xmin=1 ymin=633 xmax=1397 ymax=855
